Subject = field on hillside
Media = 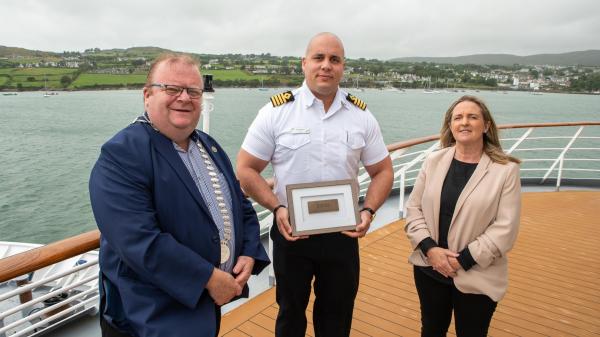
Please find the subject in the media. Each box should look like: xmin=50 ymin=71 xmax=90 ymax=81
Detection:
xmin=71 ymin=73 xmax=146 ymax=88
xmin=12 ymin=68 xmax=76 ymax=75
xmin=0 ymin=68 xmax=78 ymax=89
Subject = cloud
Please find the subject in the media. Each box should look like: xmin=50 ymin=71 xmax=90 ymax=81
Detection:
xmin=1 ymin=0 xmax=598 ymax=59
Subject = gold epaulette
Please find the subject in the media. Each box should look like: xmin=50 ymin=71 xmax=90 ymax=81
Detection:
xmin=270 ymin=91 xmax=295 ymax=107
xmin=346 ymin=93 xmax=367 ymax=110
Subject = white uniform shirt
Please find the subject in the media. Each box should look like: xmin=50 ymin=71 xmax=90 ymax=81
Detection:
xmin=242 ymin=82 xmax=389 ymax=206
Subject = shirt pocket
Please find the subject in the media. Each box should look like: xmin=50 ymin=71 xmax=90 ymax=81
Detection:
xmin=346 ymin=132 xmax=366 ymax=150
xmin=275 ymin=133 xmax=311 ymax=173
xmin=343 ymin=131 xmax=365 ymax=163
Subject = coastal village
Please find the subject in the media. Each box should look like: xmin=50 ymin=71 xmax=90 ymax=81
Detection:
xmin=1 ymin=47 xmax=599 ymax=93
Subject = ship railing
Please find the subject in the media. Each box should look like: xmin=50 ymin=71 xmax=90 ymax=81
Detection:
xmin=384 ymin=121 xmax=600 ymax=217
xmin=0 ymin=121 xmax=598 ymax=336
xmin=0 ymin=232 xmax=99 ymax=337
xmin=253 ymin=121 xmax=600 ymax=284
xmin=253 ymin=121 xmax=600 ymax=227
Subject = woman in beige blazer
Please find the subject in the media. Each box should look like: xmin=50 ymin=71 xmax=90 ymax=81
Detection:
xmin=405 ymin=96 xmax=521 ymax=337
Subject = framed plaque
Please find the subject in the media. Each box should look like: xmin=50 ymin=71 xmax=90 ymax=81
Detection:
xmin=286 ymin=179 xmax=360 ymax=236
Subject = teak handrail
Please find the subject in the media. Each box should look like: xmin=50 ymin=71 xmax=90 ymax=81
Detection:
xmin=386 ymin=121 xmax=600 ymax=152
xmin=1 ymin=121 xmax=599 ymax=283
xmin=0 ymin=230 xmax=100 ymax=283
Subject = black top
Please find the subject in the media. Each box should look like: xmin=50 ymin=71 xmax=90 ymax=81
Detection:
xmin=418 ymin=158 xmax=478 ymax=284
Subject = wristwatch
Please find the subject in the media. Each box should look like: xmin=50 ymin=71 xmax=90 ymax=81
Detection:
xmin=359 ymin=207 xmax=376 ymax=220
xmin=272 ymin=204 xmax=287 ymax=216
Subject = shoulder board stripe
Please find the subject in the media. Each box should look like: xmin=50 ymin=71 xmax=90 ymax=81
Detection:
xmin=270 ymin=91 xmax=295 ymax=107
xmin=346 ymin=93 xmax=367 ymax=110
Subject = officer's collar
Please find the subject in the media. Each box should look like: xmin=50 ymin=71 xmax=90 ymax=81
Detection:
xmin=301 ymin=81 xmax=346 ymax=112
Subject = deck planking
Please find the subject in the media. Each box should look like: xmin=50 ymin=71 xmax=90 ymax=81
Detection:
xmin=220 ymin=191 xmax=600 ymax=336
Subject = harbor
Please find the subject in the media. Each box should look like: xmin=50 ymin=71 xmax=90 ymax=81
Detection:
xmin=0 ymin=89 xmax=600 ymax=337
xmin=1 ymin=88 xmax=599 ymax=335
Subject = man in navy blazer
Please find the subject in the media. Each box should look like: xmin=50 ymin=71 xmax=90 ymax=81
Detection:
xmin=89 ymin=53 xmax=269 ymax=337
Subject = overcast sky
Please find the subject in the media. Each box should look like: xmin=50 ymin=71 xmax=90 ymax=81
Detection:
xmin=2 ymin=0 xmax=599 ymax=60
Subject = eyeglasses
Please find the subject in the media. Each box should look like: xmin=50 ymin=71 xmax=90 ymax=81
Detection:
xmin=149 ymin=83 xmax=203 ymax=99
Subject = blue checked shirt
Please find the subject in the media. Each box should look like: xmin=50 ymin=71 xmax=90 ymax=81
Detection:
xmin=175 ymin=139 xmax=235 ymax=273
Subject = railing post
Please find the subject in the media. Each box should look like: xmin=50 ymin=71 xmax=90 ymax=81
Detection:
xmin=556 ymin=155 xmax=564 ymax=191
xmin=266 ymin=215 xmax=276 ymax=287
xmin=15 ymin=276 xmax=32 ymax=319
xmin=541 ymin=126 xmax=584 ymax=185
xmin=398 ymin=170 xmax=406 ymax=219
xmin=395 ymin=141 xmax=439 ymax=219
xmin=0 ymin=317 xmax=5 ymax=337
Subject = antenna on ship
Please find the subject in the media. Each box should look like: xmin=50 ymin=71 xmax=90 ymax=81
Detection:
xmin=201 ymin=74 xmax=215 ymax=134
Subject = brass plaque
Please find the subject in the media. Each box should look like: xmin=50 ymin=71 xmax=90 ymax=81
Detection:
xmin=307 ymin=199 xmax=339 ymax=214
xmin=286 ymin=179 xmax=360 ymax=236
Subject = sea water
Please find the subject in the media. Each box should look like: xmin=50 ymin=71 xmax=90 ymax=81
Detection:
xmin=0 ymin=89 xmax=598 ymax=243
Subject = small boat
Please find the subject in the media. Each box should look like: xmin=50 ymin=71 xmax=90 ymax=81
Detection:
xmin=43 ymin=76 xmax=53 ymax=97
xmin=352 ymin=78 xmax=364 ymax=92
xmin=258 ymin=79 xmax=268 ymax=91
xmin=423 ymin=79 xmax=439 ymax=94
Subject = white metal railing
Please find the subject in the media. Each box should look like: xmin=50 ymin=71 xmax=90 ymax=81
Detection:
xmin=391 ymin=125 xmax=600 ymax=218
xmin=0 ymin=122 xmax=598 ymax=335
xmin=253 ymin=123 xmax=599 ymax=286
xmin=251 ymin=123 xmax=600 ymax=230
xmin=0 ymin=255 xmax=99 ymax=337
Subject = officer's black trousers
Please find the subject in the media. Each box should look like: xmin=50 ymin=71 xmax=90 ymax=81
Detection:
xmin=271 ymin=225 xmax=359 ymax=337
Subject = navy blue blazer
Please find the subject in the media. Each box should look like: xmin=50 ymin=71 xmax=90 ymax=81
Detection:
xmin=89 ymin=121 xmax=269 ymax=337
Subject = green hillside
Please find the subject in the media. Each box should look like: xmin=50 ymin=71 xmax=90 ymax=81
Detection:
xmin=391 ymin=50 xmax=600 ymax=66
xmin=71 ymin=74 xmax=147 ymax=88
xmin=0 ymin=67 xmax=78 ymax=89
xmin=0 ymin=45 xmax=58 ymax=58
xmin=1 ymin=46 xmax=598 ymax=92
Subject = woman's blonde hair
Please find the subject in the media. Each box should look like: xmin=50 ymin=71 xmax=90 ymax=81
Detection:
xmin=440 ymin=95 xmax=520 ymax=164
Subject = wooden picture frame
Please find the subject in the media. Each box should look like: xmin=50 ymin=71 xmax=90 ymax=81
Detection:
xmin=286 ymin=179 xmax=360 ymax=236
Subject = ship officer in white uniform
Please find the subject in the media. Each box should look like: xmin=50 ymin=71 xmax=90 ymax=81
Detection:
xmin=237 ymin=32 xmax=394 ymax=337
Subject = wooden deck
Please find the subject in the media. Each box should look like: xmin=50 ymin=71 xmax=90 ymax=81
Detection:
xmin=219 ymin=191 xmax=600 ymax=337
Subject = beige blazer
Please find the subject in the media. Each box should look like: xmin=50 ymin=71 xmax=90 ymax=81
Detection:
xmin=405 ymin=147 xmax=521 ymax=301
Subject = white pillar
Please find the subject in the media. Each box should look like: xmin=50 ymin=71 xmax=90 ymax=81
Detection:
xmin=201 ymin=93 xmax=214 ymax=134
